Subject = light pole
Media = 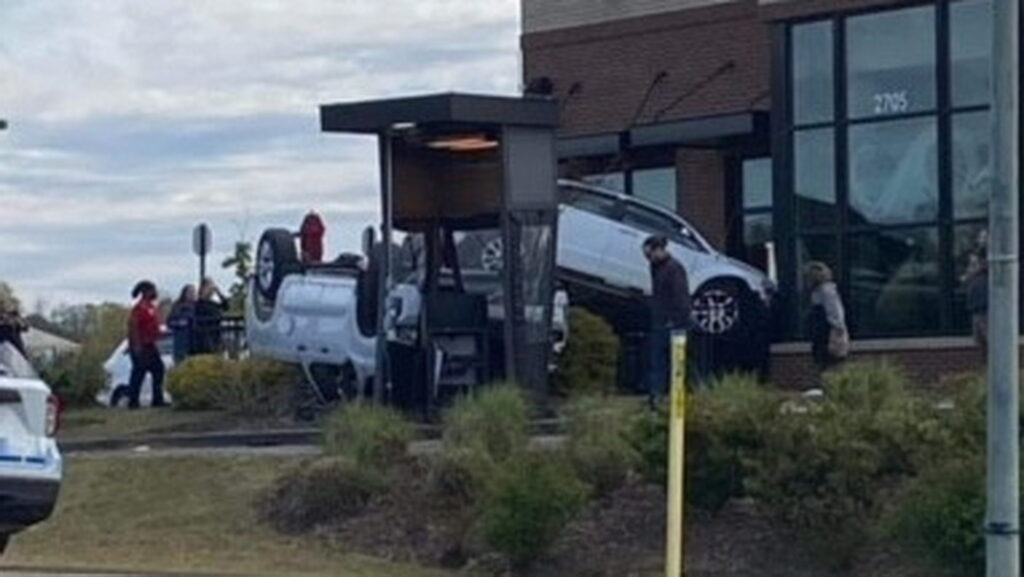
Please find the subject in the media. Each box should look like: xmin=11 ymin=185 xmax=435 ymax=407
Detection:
xmin=986 ymin=0 xmax=1020 ymax=576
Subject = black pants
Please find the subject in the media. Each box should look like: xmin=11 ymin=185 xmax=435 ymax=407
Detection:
xmin=127 ymin=345 xmax=165 ymax=408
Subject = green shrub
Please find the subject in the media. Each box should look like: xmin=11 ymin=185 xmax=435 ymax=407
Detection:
xmin=166 ymin=355 xmax=234 ymax=410
xmin=564 ymin=396 xmax=642 ymax=497
xmin=553 ymin=308 xmax=620 ymax=396
xmin=214 ymin=358 xmax=301 ymax=418
xmin=884 ymin=455 xmax=985 ymax=576
xmin=257 ymin=458 xmax=385 ymax=533
xmin=167 ymin=355 xmax=300 ymax=416
xmin=627 ymin=374 xmax=780 ymax=512
xmin=438 ymin=385 xmax=530 ymax=494
xmin=686 ymin=373 xmax=779 ymax=512
xmin=42 ymin=350 xmax=107 ymax=407
xmin=743 ymin=362 xmax=942 ymax=566
xmin=323 ymin=403 xmax=413 ymax=473
xmin=480 ymin=452 xmax=589 ymax=570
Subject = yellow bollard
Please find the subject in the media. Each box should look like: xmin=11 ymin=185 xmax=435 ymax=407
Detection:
xmin=666 ymin=331 xmax=687 ymax=577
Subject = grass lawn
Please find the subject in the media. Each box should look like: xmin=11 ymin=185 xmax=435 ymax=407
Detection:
xmin=1 ymin=455 xmax=458 ymax=577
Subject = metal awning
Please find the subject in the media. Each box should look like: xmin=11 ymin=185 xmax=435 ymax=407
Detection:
xmin=628 ymin=111 xmax=768 ymax=149
xmin=320 ymin=93 xmax=559 ymax=134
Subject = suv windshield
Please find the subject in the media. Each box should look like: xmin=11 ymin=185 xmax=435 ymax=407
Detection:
xmin=0 ymin=342 xmax=38 ymax=380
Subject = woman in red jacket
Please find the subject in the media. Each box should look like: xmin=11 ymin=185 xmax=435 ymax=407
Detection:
xmin=127 ymin=280 xmax=166 ymax=409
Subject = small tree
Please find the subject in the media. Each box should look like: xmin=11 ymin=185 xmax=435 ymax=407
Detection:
xmin=222 ymin=241 xmax=253 ymax=313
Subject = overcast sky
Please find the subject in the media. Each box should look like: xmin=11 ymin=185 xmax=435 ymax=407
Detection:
xmin=0 ymin=0 xmax=521 ymax=310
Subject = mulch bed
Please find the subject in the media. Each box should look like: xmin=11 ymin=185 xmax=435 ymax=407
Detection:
xmin=271 ymin=461 xmax=934 ymax=577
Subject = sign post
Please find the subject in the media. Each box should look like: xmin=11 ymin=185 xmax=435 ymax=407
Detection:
xmin=986 ymin=1 xmax=1019 ymax=575
xmin=666 ymin=331 xmax=688 ymax=577
xmin=192 ymin=223 xmax=212 ymax=287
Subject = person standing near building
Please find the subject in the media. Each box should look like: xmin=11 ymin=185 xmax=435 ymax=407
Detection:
xmin=193 ymin=278 xmax=229 ymax=355
xmin=126 ymin=280 xmax=166 ymax=409
xmin=805 ymin=262 xmax=849 ymax=372
xmin=298 ymin=210 xmax=326 ymax=264
xmin=643 ymin=235 xmax=691 ymax=408
xmin=167 ymin=284 xmax=197 ymax=363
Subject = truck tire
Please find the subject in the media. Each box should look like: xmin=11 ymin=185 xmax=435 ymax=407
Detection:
xmin=256 ymin=228 xmax=302 ymax=301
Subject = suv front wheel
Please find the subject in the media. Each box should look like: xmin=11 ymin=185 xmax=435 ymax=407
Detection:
xmin=692 ymin=279 xmax=748 ymax=338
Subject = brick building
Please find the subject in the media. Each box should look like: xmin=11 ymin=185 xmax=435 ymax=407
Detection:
xmin=521 ymin=0 xmax=997 ymax=386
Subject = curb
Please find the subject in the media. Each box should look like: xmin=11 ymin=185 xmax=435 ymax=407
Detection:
xmin=60 ymin=419 xmax=564 ymax=454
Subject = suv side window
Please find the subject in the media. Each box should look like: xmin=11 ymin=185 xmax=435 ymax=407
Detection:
xmin=621 ymin=204 xmax=702 ymax=251
xmin=560 ymin=187 xmax=619 ymax=219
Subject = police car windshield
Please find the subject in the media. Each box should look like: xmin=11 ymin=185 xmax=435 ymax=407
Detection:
xmin=0 ymin=342 xmax=37 ymax=380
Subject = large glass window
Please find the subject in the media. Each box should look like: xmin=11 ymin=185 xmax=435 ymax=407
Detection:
xmin=848 ymin=228 xmax=942 ymax=334
xmin=846 ymin=6 xmax=937 ymax=119
xmin=742 ymin=158 xmax=773 ymax=247
xmin=848 ymin=117 xmax=938 ymax=225
xmin=783 ymin=1 xmax=993 ymax=338
xmin=632 ymin=167 xmax=678 ymax=211
xmin=952 ymin=110 xmax=991 ymax=219
xmin=792 ymin=21 xmax=834 ymax=125
xmin=794 ymin=128 xmax=836 ymax=228
xmin=951 ymin=0 xmax=993 ymax=107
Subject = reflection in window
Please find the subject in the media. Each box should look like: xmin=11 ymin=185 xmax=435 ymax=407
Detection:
xmin=795 ymin=129 xmax=836 ymax=227
xmin=848 ymin=117 xmax=937 ymax=225
xmin=580 ymin=172 xmax=625 ymax=193
xmin=632 ymin=167 xmax=677 ymax=211
xmin=744 ymin=213 xmax=772 ymax=247
xmin=952 ymin=111 xmax=991 ymax=219
xmin=846 ymin=5 xmax=936 ymax=119
xmin=792 ymin=21 xmax=834 ymax=125
xmin=952 ymin=223 xmax=989 ymax=330
xmin=561 ymin=188 xmax=620 ymax=219
xmin=848 ymin=227 xmax=941 ymax=334
xmin=742 ymin=158 xmax=773 ymax=210
xmin=951 ymin=0 xmax=993 ymax=107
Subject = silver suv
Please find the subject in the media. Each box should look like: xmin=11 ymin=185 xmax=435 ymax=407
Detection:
xmin=465 ymin=180 xmax=774 ymax=338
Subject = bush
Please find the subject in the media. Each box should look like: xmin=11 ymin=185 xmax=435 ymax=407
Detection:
xmin=480 ymin=452 xmax=589 ymax=570
xmin=564 ymin=396 xmax=642 ymax=497
xmin=257 ymin=458 xmax=385 ymax=533
xmin=627 ymin=374 xmax=779 ymax=512
xmin=884 ymin=455 xmax=985 ymax=576
xmin=743 ymin=362 xmax=942 ymax=566
xmin=686 ymin=373 xmax=779 ymax=512
xmin=553 ymin=308 xmax=620 ymax=396
xmin=438 ymin=385 xmax=531 ymax=495
xmin=214 ymin=358 xmax=301 ymax=418
xmin=323 ymin=403 xmax=413 ymax=473
xmin=42 ymin=350 xmax=107 ymax=407
xmin=165 ymin=355 xmax=233 ymax=410
xmin=167 ymin=355 xmax=301 ymax=416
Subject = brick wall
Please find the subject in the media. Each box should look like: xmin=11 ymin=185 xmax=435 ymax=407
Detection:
xmin=677 ymin=149 xmax=728 ymax=249
xmin=771 ymin=343 xmax=988 ymax=391
xmin=522 ymin=1 xmax=772 ymax=138
xmin=523 ymin=0 xmax=737 ymax=34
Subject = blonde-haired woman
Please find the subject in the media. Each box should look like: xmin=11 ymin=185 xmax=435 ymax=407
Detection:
xmin=805 ymin=262 xmax=849 ymax=371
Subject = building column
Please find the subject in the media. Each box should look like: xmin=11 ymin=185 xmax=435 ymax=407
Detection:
xmin=676 ymin=148 xmax=727 ymax=250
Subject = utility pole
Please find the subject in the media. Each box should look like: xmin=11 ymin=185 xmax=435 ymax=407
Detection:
xmin=987 ymin=0 xmax=1020 ymax=575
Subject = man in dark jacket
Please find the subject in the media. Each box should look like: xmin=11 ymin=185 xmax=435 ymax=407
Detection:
xmin=643 ymin=235 xmax=691 ymax=408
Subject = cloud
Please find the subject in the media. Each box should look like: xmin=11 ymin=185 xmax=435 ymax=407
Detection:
xmin=0 ymin=0 xmax=521 ymax=307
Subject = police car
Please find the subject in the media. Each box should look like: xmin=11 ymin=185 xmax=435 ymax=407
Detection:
xmin=0 ymin=339 xmax=62 ymax=553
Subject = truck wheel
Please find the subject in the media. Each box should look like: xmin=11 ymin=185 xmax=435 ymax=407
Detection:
xmin=256 ymin=229 xmax=302 ymax=301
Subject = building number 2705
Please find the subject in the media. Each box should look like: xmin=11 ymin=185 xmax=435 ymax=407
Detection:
xmin=873 ymin=91 xmax=910 ymax=115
